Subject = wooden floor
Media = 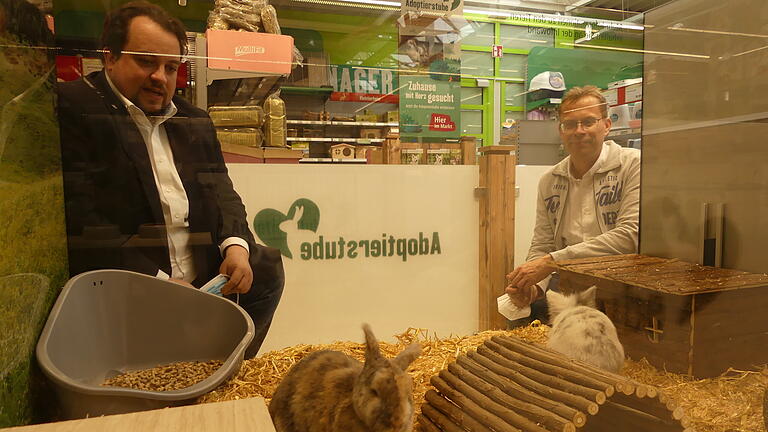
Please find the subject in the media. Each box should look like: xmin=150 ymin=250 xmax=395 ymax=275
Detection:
xmin=3 ymin=398 xmax=275 ymax=432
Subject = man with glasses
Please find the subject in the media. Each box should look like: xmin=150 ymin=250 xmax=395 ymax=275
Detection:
xmin=56 ymin=1 xmax=283 ymax=357
xmin=503 ymin=85 xmax=640 ymax=326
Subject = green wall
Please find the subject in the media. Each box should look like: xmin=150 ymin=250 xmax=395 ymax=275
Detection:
xmin=0 ymin=34 xmax=69 ymax=427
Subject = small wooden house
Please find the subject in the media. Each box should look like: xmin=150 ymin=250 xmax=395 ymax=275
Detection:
xmin=330 ymin=143 xmax=356 ymax=159
xmin=556 ymin=254 xmax=768 ymax=378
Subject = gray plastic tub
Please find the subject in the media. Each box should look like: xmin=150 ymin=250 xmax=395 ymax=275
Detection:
xmin=36 ymin=270 xmax=254 ymax=419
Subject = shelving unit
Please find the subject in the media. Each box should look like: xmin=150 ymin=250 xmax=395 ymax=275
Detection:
xmin=287 ymin=120 xmax=397 ymax=127
xmin=526 ymin=97 xmax=562 ymax=111
xmin=299 ymin=158 xmax=368 ymax=164
xmin=281 ymin=86 xmax=334 ymax=96
xmin=191 ymin=33 xmax=289 ymax=109
xmin=287 ymin=137 xmax=384 ymax=143
xmin=608 ymin=127 xmax=641 ymax=139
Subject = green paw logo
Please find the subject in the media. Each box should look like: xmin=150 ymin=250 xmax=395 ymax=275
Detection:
xmin=253 ymin=199 xmax=320 ymax=258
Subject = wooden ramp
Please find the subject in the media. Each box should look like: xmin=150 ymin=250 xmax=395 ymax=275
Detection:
xmin=419 ymin=335 xmax=693 ymax=432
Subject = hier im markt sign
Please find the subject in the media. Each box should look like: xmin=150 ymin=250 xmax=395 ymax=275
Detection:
xmin=400 ymin=75 xmax=460 ymax=138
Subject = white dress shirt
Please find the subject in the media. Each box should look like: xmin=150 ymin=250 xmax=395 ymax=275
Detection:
xmin=561 ymin=144 xmax=607 ymax=248
xmin=105 ymin=74 xmax=248 ymax=283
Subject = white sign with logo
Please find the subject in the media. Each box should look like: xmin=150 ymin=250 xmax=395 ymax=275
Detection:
xmin=228 ymin=164 xmax=480 ymax=353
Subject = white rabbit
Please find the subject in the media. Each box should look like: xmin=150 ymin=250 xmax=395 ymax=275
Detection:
xmin=546 ymin=286 xmax=625 ymax=373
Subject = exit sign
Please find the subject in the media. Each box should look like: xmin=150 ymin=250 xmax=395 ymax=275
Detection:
xmin=492 ymin=45 xmax=503 ymax=58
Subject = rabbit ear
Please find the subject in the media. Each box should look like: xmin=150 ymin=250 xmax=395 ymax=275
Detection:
xmin=545 ymin=290 xmax=571 ymax=322
xmin=575 ymin=286 xmax=598 ymax=308
xmin=392 ymin=343 xmax=421 ymax=371
xmin=362 ymin=323 xmax=382 ymax=362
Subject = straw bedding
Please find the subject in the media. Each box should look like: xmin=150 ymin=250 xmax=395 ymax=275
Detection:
xmin=198 ymin=323 xmax=767 ymax=432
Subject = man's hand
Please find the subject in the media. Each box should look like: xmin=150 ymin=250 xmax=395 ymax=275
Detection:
xmin=505 ymin=284 xmax=541 ymax=308
xmin=504 ymin=254 xmax=555 ymax=307
xmin=169 ymin=278 xmax=195 ymax=289
xmin=219 ymin=245 xmax=253 ymax=295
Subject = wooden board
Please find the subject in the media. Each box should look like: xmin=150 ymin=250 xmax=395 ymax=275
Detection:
xmin=2 ymin=398 xmax=275 ymax=432
xmin=556 ymin=254 xmax=768 ymax=295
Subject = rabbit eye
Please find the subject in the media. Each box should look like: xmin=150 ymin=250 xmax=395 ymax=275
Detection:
xmin=370 ymin=389 xmax=379 ymax=397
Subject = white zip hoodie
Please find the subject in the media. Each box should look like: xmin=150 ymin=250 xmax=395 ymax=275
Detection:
xmin=499 ymin=141 xmax=640 ymax=322
xmin=527 ymin=140 xmax=640 ymax=263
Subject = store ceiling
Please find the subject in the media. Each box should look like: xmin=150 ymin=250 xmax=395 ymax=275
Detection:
xmin=275 ymin=0 xmax=678 ymax=19
xmin=564 ymin=0 xmax=676 ymax=18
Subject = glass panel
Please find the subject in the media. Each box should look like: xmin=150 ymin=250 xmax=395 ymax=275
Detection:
xmin=499 ymin=55 xmax=526 ymax=79
xmin=461 ymin=21 xmax=495 ymax=47
xmin=503 ymin=111 xmax=525 ymax=122
xmin=461 ymin=110 xmax=483 ymax=135
xmin=499 ymin=24 xmax=554 ymax=50
xmin=505 ymin=83 xmax=525 ymax=107
xmin=461 ymin=87 xmax=483 ymax=105
xmin=461 ymin=51 xmax=494 ymax=78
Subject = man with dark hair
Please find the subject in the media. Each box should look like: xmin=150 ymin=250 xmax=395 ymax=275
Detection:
xmin=502 ymin=85 xmax=640 ymax=326
xmin=57 ymin=1 xmax=283 ymax=357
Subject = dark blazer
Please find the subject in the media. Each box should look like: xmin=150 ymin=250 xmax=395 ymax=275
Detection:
xmin=57 ymin=71 xmax=280 ymax=285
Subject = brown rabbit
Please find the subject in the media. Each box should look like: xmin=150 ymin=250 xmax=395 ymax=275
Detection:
xmin=269 ymin=324 xmax=421 ymax=432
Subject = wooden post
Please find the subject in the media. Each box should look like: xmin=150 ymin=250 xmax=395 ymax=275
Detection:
xmin=461 ymin=136 xmax=477 ymax=165
xmin=478 ymin=145 xmax=516 ymax=331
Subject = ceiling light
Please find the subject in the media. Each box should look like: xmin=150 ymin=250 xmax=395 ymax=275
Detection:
xmin=561 ymin=42 xmax=710 ymax=59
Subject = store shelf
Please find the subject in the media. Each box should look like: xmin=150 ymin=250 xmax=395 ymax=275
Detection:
xmin=281 ymin=86 xmax=334 ymax=95
xmin=607 ymin=127 xmax=641 ymax=139
xmin=192 ymin=34 xmax=288 ymax=109
xmin=205 ymin=68 xmax=284 ymax=85
xmin=299 ymin=158 xmax=368 ymax=164
xmin=287 ymin=137 xmax=385 ymax=143
xmin=526 ymin=98 xmax=562 ymax=111
xmin=287 ymin=120 xmax=397 ymax=127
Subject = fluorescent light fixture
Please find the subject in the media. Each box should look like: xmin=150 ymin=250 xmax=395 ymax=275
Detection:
xmin=464 ymin=8 xmax=512 ymax=17
xmin=291 ymin=0 xmax=399 ymax=9
xmin=596 ymin=21 xmax=644 ymax=31
xmin=561 ymin=42 xmax=710 ymax=59
xmin=289 ymin=0 xmax=645 ymax=32
xmin=668 ymin=26 xmax=768 ymax=39
xmin=336 ymin=0 xmax=399 ymax=6
xmin=731 ymin=44 xmax=768 ymax=58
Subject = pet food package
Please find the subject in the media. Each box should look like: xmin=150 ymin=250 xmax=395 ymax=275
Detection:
xmin=207 ymin=0 xmax=267 ymax=32
xmin=263 ymin=92 xmax=287 ymax=147
xmin=260 ymin=5 xmax=281 ymax=34
xmin=200 ymin=274 xmax=230 ymax=296
xmin=216 ymin=127 xmax=264 ymax=147
xmin=209 ymin=105 xmax=265 ymax=127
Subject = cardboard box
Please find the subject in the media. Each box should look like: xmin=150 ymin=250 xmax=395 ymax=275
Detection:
xmin=206 ymin=30 xmax=293 ymax=75
xmin=368 ymin=148 xmax=383 ymax=164
xmin=359 ymin=129 xmax=382 ymax=139
xmin=355 ymin=114 xmax=378 ymax=123
xmin=386 ymin=111 xmax=399 ymax=123
xmin=306 ymin=52 xmax=330 ymax=87
xmin=401 ymin=148 xmax=423 ymax=165
xmin=288 ymin=52 xmax=330 ymax=87
xmin=603 ymin=82 xmax=642 ymax=106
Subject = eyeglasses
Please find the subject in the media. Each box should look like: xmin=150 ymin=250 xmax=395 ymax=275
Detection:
xmin=559 ymin=117 xmax=604 ymax=132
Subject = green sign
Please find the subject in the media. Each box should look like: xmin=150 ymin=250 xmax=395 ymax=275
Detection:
xmin=330 ymin=65 xmax=398 ymax=95
xmin=399 ymin=74 xmax=461 ymax=139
